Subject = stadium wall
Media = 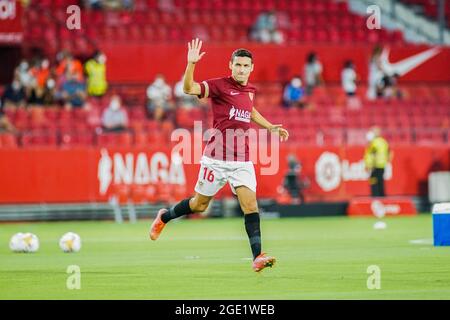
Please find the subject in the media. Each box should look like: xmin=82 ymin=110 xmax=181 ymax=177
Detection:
xmin=0 ymin=145 xmax=448 ymax=204
xmin=100 ymin=43 xmax=450 ymax=83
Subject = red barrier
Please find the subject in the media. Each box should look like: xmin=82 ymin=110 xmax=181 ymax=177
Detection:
xmin=101 ymin=43 xmax=450 ymax=83
xmin=347 ymin=197 xmax=417 ymax=217
xmin=0 ymin=145 xmax=449 ymax=204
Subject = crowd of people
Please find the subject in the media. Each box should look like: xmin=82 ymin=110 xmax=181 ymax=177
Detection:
xmin=0 ymin=43 xmax=407 ymax=137
xmin=1 ymin=50 xmax=108 ymax=110
xmin=281 ymin=46 xmax=404 ymax=110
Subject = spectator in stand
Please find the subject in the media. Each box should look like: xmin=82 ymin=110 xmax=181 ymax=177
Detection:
xmin=146 ymin=74 xmax=173 ymax=121
xmin=56 ymin=51 xmax=84 ymax=82
xmin=250 ymin=11 xmax=284 ymax=44
xmin=304 ymin=52 xmax=323 ymax=96
xmin=42 ymin=69 xmax=57 ymax=105
xmin=1 ymin=77 xmax=26 ymax=109
xmin=101 ymin=95 xmax=129 ymax=132
xmin=341 ymin=60 xmax=361 ymax=109
xmin=59 ymin=71 xmax=87 ymax=109
xmin=282 ymin=75 xmax=306 ymax=109
xmin=84 ymin=0 xmax=103 ymax=9
xmin=85 ymin=51 xmax=108 ymax=98
xmin=367 ymin=45 xmax=384 ymax=100
xmin=377 ymin=73 xmax=403 ymax=100
xmin=0 ymin=100 xmax=17 ymax=134
xmin=28 ymin=58 xmax=50 ymax=106
xmin=15 ymin=60 xmax=34 ymax=100
xmin=174 ymin=75 xmax=199 ymax=109
xmin=341 ymin=60 xmax=357 ymax=97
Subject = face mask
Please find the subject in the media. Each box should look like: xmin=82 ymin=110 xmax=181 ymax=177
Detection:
xmin=291 ymin=78 xmax=301 ymax=88
xmin=98 ymin=54 xmax=106 ymax=64
xmin=47 ymin=78 xmax=55 ymax=89
xmin=110 ymin=99 xmax=120 ymax=110
xmin=366 ymin=131 xmax=375 ymax=142
xmin=42 ymin=59 xmax=49 ymax=69
xmin=12 ymin=81 xmax=21 ymax=90
xmin=20 ymin=62 xmax=28 ymax=71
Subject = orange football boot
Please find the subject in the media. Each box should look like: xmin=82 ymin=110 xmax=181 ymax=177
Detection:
xmin=149 ymin=208 xmax=168 ymax=240
xmin=252 ymin=253 xmax=276 ymax=272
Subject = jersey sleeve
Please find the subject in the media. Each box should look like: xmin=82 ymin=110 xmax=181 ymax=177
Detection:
xmin=198 ymin=78 xmax=222 ymax=99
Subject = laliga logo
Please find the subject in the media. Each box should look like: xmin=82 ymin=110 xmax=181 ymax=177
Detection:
xmin=371 ymin=200 xmax=401 ymax=218
xmin=315 ymin=152 xmax=393 ymax=192
xmin=97 ymin=149 xmax=186 ymax=195
xmin=315 ymin=152 xmax=341 ymax=192
xmin=0 ymin=0 xmax=16 ymax=20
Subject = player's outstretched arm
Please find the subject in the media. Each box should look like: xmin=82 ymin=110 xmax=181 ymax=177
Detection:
xmin=183 ymin=38 xmax=206 ymax=96
xmin=251 ymin=107 xmax=289 ymax=142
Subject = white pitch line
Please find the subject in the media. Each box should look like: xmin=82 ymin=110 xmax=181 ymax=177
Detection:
xmin=409 ymin=239 xmax=433 ymax=245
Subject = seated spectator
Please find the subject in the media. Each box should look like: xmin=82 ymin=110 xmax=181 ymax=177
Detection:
xmin=174 ymin=76 xmax=199 ymax=109
xmin=56 ymin=51 xmax=84 ymax=82
xmin=146 ymin=74 xmax=173 ymax=121
xmin=84 ymin=0 xmax=103 ymax=10
xmin=377 ymin=73 xmax=403 ymax=100
xmin=85 ymin=51 xmax=108 ymax=98
xmin=15 ymin=60 xmax=34 ymax=100
xmin=28 ymin=58 xmax=50 ymax=106
xmin=341 ymin=60 xmax=357 ymax=97
xmin=1 ymin=77 xmax=26 ymax=109
xmin=341 ymin=60 xmax=361 ymax=110
xmin=282 ymin=76 xmax=306 ymax=109
xmin=304 ymin=52 xmax=323 ymax=95
xmin=0 ymin=101 xmax=17 ymax=134
xmin=250 ymin=11 xmax=284 ymax=44
xmin=42 ymin=71 xmax=57 ymax=105
xmin=59 ymin=71 xmax=87 ymax=109
xmin=101 ymin=95 xmax=129 ymax=132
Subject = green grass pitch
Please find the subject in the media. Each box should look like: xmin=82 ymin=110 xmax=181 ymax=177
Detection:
xmin=1 ymin=214 xmax=449 ymax=299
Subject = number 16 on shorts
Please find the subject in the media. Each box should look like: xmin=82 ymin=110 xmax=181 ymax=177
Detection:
xmin=195 ymin=164 xmax=225 ymax=197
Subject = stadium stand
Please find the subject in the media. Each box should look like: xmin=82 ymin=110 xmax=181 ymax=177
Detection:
xmin=401 ymin=0 xmax=450 ymax=27
xmin=1 ymin=0 xmax=448 ymax=151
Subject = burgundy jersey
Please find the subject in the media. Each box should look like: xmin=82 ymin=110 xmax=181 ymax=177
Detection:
xmin=198 ymin=76 xmax=257 ymax=162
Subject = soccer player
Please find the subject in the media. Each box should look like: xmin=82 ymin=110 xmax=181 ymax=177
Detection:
xmin=150 ymin=38 xmax=289 ymax=272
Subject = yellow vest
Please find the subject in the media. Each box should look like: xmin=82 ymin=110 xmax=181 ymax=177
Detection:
xmin=85 ymin=59 xmax=107 ymax=96
xmin=364 ymin=137 xmax=390 ymax=169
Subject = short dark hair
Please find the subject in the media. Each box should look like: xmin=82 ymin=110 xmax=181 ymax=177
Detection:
xmin=231 ymin=49 xmax=253 ymax=63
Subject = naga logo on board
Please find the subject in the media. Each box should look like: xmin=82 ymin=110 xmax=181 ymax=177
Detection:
xmin=97 ymin=149 xmax=186 ymax=195
xmin=0 ymin=0 xmax=16 ymax=20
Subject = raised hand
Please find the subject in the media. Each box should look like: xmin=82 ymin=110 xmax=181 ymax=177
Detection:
xmin=187 ymin=38 xmax=206 ymax=64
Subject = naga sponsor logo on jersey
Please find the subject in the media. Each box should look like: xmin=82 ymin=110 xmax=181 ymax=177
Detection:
xmin=229 ymin=106 xmax=251 ymax=123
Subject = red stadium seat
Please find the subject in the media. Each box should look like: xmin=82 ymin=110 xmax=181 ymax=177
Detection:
xmin=0 ymin=133 xmax=18 ymax=149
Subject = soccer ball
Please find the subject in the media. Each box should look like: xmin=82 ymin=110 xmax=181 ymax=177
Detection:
xmin=59 ymin=232 xmax=81 ymax=253
xmin=9 ymin=232 xmax=39 ymax=253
